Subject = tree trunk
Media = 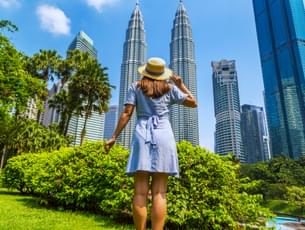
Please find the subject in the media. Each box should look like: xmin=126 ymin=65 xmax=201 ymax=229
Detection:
xmin=0 ymin=145 xmax=7 ymax=172
xmin=64 ymin=114 xmax=72 ymax=137
xmin=80 ymin=112 xmax=89 ymax=146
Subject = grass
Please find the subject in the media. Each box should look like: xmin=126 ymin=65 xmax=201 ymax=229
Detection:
xmin=265 ymin=199 xmax=305 ymax=217
xmin=0 ymin=188 xmax=133 ymax=230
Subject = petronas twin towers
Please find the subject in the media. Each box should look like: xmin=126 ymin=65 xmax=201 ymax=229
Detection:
xmin=118 ymin=1 xmax=199 ymax=148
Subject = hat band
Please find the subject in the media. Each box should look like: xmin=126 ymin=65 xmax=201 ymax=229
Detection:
xmin=145 ymin=67 xmax=164 ymax=76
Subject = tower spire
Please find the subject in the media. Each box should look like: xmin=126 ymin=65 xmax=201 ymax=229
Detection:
xmin=136 ymin=0 xmax=139 ymax=6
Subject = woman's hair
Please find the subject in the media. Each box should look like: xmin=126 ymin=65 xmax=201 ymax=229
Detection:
xmin=137 ymin=77 xmax=171 ymax=98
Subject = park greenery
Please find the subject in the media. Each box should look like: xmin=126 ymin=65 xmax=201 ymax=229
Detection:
xmin=3 ymin=141 xmax=273 ymax=229
xmin=1 ymin=19 xmax=305 ymax=229
xmin=240 ymin=155 xmax=305 ymax=216
xmin=0 ymin=19 xmax=113 ymax=168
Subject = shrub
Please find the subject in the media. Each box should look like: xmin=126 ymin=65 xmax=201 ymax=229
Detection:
xmin=3 ymin=141 xmax=272 ymax=229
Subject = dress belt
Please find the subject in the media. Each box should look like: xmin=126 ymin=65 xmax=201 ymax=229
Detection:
xmin=138 ymin=115 xmax=168 ymax=146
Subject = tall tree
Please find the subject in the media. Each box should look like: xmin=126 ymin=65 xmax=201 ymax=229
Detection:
xmin=69 ymin=53 xmax=113 ymax=145
xmin=28 ymin=50 xmax=62 ymax=122
xmin=0 ymin=20 xmax=45 ymax=119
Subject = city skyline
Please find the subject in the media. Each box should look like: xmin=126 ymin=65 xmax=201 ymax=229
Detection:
xmin=0 ymin=0 xmax=266 ymax=151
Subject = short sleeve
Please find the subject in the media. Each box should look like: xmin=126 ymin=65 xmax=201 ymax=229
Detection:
xmin=124 ymin=83 xmax=136 ymax=106
xmin=170 ymin=85 xmax=187 ymax=105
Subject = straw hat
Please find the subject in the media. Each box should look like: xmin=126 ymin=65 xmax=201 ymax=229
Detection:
xmin=138 ymin=57 xmax=172 ymax=81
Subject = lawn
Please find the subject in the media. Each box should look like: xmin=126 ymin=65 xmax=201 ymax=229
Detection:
xmin=265 ymin=199 xmax=305 ymax=217
xmin=0 ymin=188 xmax=133 ymax=230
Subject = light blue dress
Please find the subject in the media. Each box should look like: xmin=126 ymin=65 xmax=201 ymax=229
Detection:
xmin=124 ymin=81 xmax=187 ymax=177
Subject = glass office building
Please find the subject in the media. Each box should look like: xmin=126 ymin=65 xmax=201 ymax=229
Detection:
xmin=253 ymin=0 xmax=305 ymax=158
xmin=241 ymin=104 xmax=271 ymax=163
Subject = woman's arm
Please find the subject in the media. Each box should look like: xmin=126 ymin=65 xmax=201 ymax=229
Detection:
xmin=105 ymin=104 xmax=135 ymax=150
xmin=170 ymin=74 xmax=197 ymax=108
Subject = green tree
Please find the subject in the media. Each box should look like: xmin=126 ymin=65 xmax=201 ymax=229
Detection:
xmin=0 ymin=20 xmax=45 ymax=119
xmin=72 ymin=57 xmax=112 ymax=145
xmin=0 ymin=118 xmax=68 ymax=170
xmin=53 ymin=50 xmax=113 ymax=145
xmin=27 ymin=49 xmax=62 ymax=121
xmin=286 ymin=186 xmax=305 ymax=213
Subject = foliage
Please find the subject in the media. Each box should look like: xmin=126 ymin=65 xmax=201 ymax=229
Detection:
xmin=265 ymin=199 xmax=304 ymax=217
xmin=67 ymin=50 xmax=113 ymax=145
xmin=0 ymin=20 xmax=18 ymax=32
xmin=3 ymin=141 xmax=272 ymax=229
xmin=47 ymin=50 xmax=114 ymax=142
xmin=0 ymin=118 xmax=69 ymax=170
xmin=240 ymin=156 xmax=305 ymax=200
xmin=0 ymin=22 xmax=46 ymax=118
xmin=285 ymin=186 xmax=305 ymax=213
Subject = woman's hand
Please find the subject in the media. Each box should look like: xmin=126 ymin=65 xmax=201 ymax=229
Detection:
xmin=170 ymin=74 xmax=183 ymax=87
xmin=105 ymin=137 xmax=116 ymax=153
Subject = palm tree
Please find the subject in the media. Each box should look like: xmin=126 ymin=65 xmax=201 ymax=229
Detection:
xmin=28 ymin=50 xmax=62 ymax=122
xmin=69 ymin=55 xmax=113 ymax=145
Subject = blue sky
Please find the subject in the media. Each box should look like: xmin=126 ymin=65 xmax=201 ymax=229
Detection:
xmin=0 ymin=0 xmax=265 ymax=151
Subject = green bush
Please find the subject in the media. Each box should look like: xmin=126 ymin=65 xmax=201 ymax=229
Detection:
xmin=3 ymin=141 xmax=272 ymax=229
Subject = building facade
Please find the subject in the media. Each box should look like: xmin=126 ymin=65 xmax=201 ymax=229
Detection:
xmin=241 ymin=104 xmax=271 ymax=163
xmin=67 ymin=31 xmax=105 ymax=145
xmin=212 ymin=60 xmax=245 ymax=162
xmin=117 ymin=2 xmax=147 ymax=148
xmin=253 ymin=0 xmax=305 ymax=158
xmin=103 ymin=105 xmax=118 ymax=140
xmin=41 ymin=81 xmax=62 ymax=127
xmin=169 ymin=1 xmax=199 ymax=145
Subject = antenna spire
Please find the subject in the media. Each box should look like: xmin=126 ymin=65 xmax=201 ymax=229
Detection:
xmin=136 ymin=0 xmax=139 ymax=6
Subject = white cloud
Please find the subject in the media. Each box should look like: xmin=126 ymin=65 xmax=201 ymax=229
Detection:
xmin=0 ymin=0 xmax=20 ymax=9
xmin=36 ymin=4 xmax=71 ymax=36
xmin=85 ymin=0 xmax=119 ymax=12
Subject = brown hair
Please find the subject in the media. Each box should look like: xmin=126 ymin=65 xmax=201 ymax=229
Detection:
xmin=137 ymin=77 xmax=171 ymax=98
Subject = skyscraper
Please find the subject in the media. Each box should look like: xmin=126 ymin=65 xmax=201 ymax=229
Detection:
xmin=68 ymin=31 xmax=97 ymax=57
xmin=67 ymin=31 xmax=105 ymax=145
xmin=212 ymin=60 xmax=245 ymax=162
xmin=253 ymin=0 xmax=305 ymax=158
xmin=241 ymin=104 xmax=271 ymax=163
xmin=104 ymin=105 xmax=118 ymax=140
xmin=118 ymin=2 xmax=147 ymax=148
xmin=169 ymin=0 xmax=199 ymax=145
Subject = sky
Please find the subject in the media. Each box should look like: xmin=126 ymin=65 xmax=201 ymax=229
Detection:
xmin=0 ymin=0 xmax=265 ymax=151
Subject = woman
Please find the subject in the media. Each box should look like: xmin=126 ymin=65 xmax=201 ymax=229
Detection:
xmin=106 ymin=57 xmax=197 ymax=230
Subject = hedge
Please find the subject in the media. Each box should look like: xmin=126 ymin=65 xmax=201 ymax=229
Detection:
xmin=3 ymin=141 xmax=272 ymax=229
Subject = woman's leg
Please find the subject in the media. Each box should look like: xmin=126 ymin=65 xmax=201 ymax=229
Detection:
xmin=133 ymin=171 xmax=150 ymax=230
xmin=151 ymin=173 xmax=168 ymax=230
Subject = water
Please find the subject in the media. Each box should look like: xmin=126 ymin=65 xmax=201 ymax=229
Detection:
xmin=266 ymin=217 xmax=305 ymax=230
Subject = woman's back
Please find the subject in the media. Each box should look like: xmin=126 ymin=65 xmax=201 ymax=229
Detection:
xmin=125 ymin=81 xmax=187 ymax=118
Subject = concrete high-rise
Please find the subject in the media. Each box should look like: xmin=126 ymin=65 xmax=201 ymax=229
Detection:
xmin=67 ymin=31 xmax=105 ymax=145
xmin=253 ymin=0 xmax=305 ymax=158
xmin=212 ymin=60 xmax=245 ymax=162
xmin=241 ymin=104 xmax=271 ymax=163
xmin=117 ymin=2 xmax=147 ymax=148
xmin=104 ymin=105 xmax=118 ymax=140
xmin=169 ymin=0 xmax=199 ymax=145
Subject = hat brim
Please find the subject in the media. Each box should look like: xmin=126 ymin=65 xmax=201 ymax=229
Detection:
xmin=138 ymin=65 xmax=172 ymax=81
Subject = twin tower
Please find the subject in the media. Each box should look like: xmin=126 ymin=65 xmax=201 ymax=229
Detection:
xmin=118 ymin=1 xmax=199 ymax=148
